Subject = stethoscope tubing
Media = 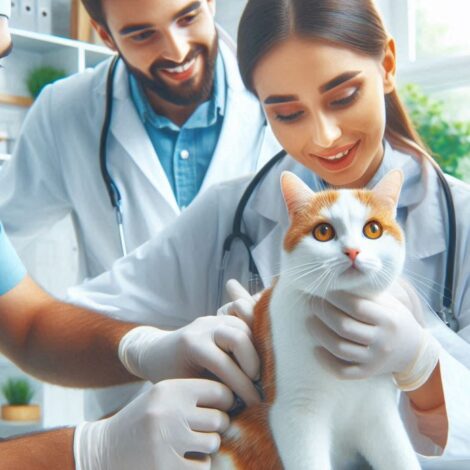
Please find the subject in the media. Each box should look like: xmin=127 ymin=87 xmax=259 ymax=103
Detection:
xmin=100 ymin=55 xmax=127 ymax=256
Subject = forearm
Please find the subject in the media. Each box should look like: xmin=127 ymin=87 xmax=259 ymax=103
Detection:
xmin=20 ymin=299 xmax=140 ymax=387
xmin=0 ymin=428 xmax=75 ymax=470
xmin=0 ymin=277 xmax=139 ymax=387
xmin=406 ymin=361 xmax=445 ymax=411
xmin=405 ymin=361 xmax=448 ymax=449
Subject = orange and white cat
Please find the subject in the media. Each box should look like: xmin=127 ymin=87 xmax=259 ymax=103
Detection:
xmin=212 ymin=170 xmax=420 ymax=470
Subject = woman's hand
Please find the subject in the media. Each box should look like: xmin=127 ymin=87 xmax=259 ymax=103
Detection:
xmin=309 ymin=289 xmax=425 ymax=380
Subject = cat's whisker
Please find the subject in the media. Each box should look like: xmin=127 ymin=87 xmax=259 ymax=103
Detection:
xmin=274 ymin=259 xmax=342 ymax=278
xmin=283 ymin=264 xmax=331 ymax=279
xmin=402 ymin=272 xmax=445 ymax=299
xmin=402 ymin=268 xmax=444 ymax=290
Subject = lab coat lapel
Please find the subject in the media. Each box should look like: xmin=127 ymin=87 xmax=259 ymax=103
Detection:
xmin=108 ymin=62 xmax=179 ymax=214
xmin=249 ymin=157 xmax=299 ymax=288
xmin=405 ymin=158 xmax=446 ymax=259
xmin=200 ymin=40 xmax=270 ymax=191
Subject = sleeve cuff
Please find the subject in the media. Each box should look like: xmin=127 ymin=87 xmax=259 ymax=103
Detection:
xmin=0 ymin=224 xmax=27 ymax=295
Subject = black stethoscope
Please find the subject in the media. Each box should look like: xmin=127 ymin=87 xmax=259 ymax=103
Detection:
xmin=101 ymin=56 xmax=459 ymax=332
xmin=100 ymin=55 xmax=128 ymax=256
xmin=218 ymin=149 xmax=460 ymax=332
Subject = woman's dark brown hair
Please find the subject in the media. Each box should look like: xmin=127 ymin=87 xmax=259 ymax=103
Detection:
xmin=237 ymin=0 xmax=428 ymax=158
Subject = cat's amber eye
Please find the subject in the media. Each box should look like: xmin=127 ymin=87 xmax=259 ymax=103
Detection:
xmin=363 ymin=220 xmax=383 ymax=239
xmin=313 ymin=223 xmax=336 ymax=242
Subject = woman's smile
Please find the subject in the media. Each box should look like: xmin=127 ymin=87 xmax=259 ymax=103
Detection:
xmin=310 ymin=140 xmax=361 ymax=172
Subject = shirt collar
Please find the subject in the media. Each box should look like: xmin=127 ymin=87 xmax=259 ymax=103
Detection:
xmin=366 ymin=141 xmax=425 ymax=209
xmin=129 ymin=51 xmax=226 ymax=132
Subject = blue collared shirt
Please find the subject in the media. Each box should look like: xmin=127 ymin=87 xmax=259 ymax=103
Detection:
xmin=129 ymin=53 xmax=227 ymax=209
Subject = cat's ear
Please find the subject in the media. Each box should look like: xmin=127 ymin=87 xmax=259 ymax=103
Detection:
xmin=371 ymin=169 xmax=404 ymax=214
xmin=280 ymin=171 xmax=314 ymax=218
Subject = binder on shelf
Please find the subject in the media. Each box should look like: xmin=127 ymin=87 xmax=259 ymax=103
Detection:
xmin=35 ymin=0 xmax=51 ymax=34
xmin=21 ymin=0 xmax=36 ymax=31
xmin=9 ymin=1 xmax=21 ymax=29
xmin=13 ymin=0 xmax=36 ymax=31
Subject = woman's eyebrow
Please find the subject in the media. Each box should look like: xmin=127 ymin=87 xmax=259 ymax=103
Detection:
xmin=263 ymin=71 xmax=362 ymax=104
xmin=320 ymin=71 xmax=361 ymax=93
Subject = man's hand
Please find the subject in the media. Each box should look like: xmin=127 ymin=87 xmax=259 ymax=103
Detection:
xmin=75 ymin=379 xmax=234 ymax=470
xmin=119 ymin=313 xmax=260 ymax=406
xmin=217 ymin=279 xmax=260 ymax=327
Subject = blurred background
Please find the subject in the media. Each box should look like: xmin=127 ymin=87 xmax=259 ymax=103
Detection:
xmin=1 ymin=0 xmax=469 ymax=436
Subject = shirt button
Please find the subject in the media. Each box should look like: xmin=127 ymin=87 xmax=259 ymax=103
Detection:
xmin=180 ymin=150 xmax=190 ymax=160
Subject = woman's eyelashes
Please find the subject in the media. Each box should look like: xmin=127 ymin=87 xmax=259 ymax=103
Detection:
xmin=329 ymin=87 xmax=360 ymax=109
xmin=273 ymin=86 xmax=361 ymax=123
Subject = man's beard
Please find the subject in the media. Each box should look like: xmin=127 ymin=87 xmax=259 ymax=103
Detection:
xmin=122 ymin=35 xmax=218 ymax=107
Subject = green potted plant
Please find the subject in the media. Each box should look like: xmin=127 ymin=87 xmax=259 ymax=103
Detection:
xmin=401 ymin=83 xmax=470 ymax=180
xmin=1 ymin=378 xmax=40 ymax=422
xmin=26 ymin=66 xmax=67 ymax=99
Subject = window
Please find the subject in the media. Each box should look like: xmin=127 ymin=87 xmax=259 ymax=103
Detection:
xmin=415 ymin=0 xmax=470 ymax=60
xmin=378 ymin=0 xmax=470 ymax=180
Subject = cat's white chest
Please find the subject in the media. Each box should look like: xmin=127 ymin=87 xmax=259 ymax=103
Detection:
xmin=267 ymin=287 xmax=410 ymax=470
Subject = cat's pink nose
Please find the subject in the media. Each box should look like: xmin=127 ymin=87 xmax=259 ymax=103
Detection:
xmin=344 ymin=248 xmax=360 ymax=262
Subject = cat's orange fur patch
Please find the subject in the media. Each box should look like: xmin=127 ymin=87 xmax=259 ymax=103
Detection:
xmin=353 ymin=190 xmax=403 ymax=242
xmin=219 ymin=289 xmax=284 ymax=469
xmin=284 ymin=190 xmax=339 ymax=252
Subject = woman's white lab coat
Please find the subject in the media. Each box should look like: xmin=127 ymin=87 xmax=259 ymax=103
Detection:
xmin=69 ymin=145 xmax=470 ymax=468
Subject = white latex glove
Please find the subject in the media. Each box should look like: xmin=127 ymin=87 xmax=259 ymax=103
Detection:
xmin=119 ymin=315 xmax=260 ymax=406
xmin=74 ymin=379 xmax=233 ymax=470
xmin=216 ymin=279 xmax=260 ymax=327
xmin=310 ymin=289 xmax=433 ymax=382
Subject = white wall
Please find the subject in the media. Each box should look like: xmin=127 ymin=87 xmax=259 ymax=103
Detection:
xmin=215 ymin=0 xmax=247 ymax=40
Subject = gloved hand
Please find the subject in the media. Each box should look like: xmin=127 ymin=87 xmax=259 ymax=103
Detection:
xmin=310 ymin=287 xmax=440 ymax=388
xmin=74 ymin=379 xmax=233 ymax=470
xmin=119 ymin=313 xmax=260 ymax=406
xmin=217 ymin=279 xmax=260 ymax=327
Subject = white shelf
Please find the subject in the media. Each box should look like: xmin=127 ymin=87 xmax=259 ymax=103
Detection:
xmin=10 ymin=28 xmax=112 ymax=57
xmin=0 ymin=418 xmax=41 ymax=426
xmin=0 ymin=419 xmax=42 ymax=438
xmin=0 ymin=28 xmax=114 ymax=100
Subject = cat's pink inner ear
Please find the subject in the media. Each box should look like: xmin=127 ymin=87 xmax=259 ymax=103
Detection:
xmin=371 ymin=169 xmax=404 ymax=211
xmin=280 ymin=171 xmax=314 ymax=218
